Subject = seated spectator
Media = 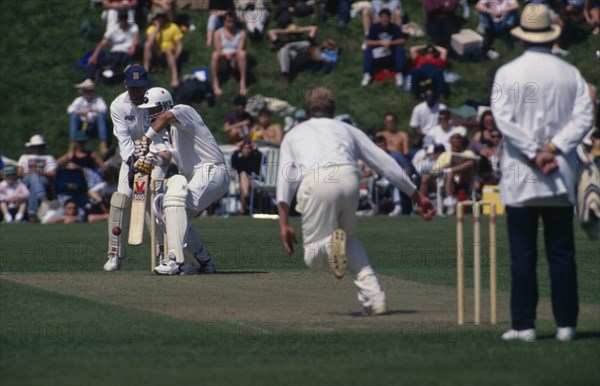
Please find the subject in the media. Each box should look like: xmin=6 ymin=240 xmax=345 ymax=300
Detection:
xmin=409 ymin=44 xmax=448 ymax=97
xmin=478 ymin=127 xmax=503 ymax=186
xmin=422 ymin=127 xmax=477 ymax=214
xmin=409 ymin=88 xmax=447 ymax=145
xmin=319 ymin=0 xmax=352 ymax=29
xmin=473 ymin=110 xmax=496 ymax=147
xmin=41 ymin=199 xmax=85 ymax=225
xmin=150 ymin=0 xmax=176 ymax=22
xmin=376 ymin=112 xmax=410 ymax=155
xmin=211 ymin=11 xmax=248 ymax=97
xmin=224 ymin=95 xmax=254 ymax=143
xmin=424 ymin=109 xmax=455 ymax=151
xmin=87 ymin=165 xmax=119 ymax=223
xmin=0 ymin=164 xmax=29 ymax=223
xmin=374 ymin=136 xmax=419 ymax=215
xmin=273 ymin=1 xmax=315 ymax=28
xmin=362 ymin=0 xmax=403 ymax=37
xmin=584 ymin=0 xmax=600 ymax=35
xmin=268 ymin=24 xmax=319 ymax=88
xmin=86 ymin=9 xmax=139 ymax=82
xmin=361 ymin=9 xmax=407 ymax=88
xmin=422 ymin=0 xmax=458 ymax=48
xmin=56 ymin=132 xmax=106 ymax=190
xmin=251 ymin=108 xmax=284 ymax=144
xmin=206 ymin=0 xmax=235 ymax=46
xmin=412 ymin=140 xmax=446 ymax=177
xmin=230 ymin=140 xmax=263 ymax=214
xmin=237 ymin=0 xmax=271 ymax=42
xmin=476 ymin=0 xmax=519 ymax=59
xmin=17 ymin=135 xmax=58 ymax=222
xmin=67 ymin=79 xmax=109 ymax=154
xmin=101 ymin=0 xmax=136 ymax=31
xmin=143 ymin=7 xmax=183 ymax=87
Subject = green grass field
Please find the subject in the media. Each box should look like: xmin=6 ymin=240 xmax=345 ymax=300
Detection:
xmin=1 ymin=216 xmax=599 ymax=385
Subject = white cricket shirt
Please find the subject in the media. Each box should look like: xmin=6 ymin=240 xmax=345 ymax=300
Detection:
xmin=110 ymin=91 xmax=150 ymax=160
xmin=276 ymin=117 xmax=417 ymax=205
xmin=169 ymin=105 xmax=226 ymax=176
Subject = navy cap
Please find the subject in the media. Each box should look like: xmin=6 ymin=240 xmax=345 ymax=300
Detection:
xmin=124 ymin=65 xmax=148 ymax=88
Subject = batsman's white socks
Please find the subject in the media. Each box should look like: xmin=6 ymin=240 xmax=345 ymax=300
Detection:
xmin=164 ymin=175 xmax=189 ymax=264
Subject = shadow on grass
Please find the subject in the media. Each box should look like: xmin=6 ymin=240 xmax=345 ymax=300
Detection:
xmin=340 ymin=309 xmax=419 ymax=317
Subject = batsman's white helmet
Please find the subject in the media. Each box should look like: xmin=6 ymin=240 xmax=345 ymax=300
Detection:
xmin=138 ymin=87 xmax=173 ymax=119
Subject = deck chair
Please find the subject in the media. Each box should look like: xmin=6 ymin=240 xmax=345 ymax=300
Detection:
xmin=249 ymin=148 xmax=280 ymax=216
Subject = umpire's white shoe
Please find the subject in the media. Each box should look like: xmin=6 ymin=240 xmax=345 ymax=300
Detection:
xmin=328 ymin=229 xmax=347 ymax=279
xmin=501 ymin=328 xmax=536 ymax=342
xmin=103 ymin=254 xmax=122 ymax=272
xmin=556 ymin=327 xmax=576 ymax=341
xmin=154 ymin=257 xmax=181 ymax=275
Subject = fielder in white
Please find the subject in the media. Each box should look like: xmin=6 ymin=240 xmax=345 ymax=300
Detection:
xmin=277 ymin=87 xmax=436 ymax=315
xmin=137 ymin=87 xmax=230 ymax=275
xmin=104 ymin=65 xmax=168 ymax=271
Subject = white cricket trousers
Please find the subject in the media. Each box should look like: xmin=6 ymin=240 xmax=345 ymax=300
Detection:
xmin=185 ymin=163 xmax=230 ymax=215
xmin=296 ymin=165 xmax=386 ymax=309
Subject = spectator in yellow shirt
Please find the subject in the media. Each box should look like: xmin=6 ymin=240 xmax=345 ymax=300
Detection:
xmin=143 ymin=7 xmax=183 ymax=87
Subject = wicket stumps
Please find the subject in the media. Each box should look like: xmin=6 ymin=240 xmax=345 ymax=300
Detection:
xmin=150 ymin=179 xmax=167 ymax=272
xmin=456 ymin=200 xmax=497 ymax=325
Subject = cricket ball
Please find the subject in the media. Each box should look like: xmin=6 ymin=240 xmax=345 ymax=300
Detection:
xmin=112 ymin=226 xmax=122 ymax=236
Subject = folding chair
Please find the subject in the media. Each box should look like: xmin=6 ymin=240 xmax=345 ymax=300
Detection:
xmin=249 ymin=147 xmax=280 ymax=216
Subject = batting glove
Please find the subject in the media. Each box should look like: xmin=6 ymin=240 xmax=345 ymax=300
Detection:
xmin=134 ymin=137 xmax=150 ymax=158
xmin=135 ymin=153 xmax=161 ymax=175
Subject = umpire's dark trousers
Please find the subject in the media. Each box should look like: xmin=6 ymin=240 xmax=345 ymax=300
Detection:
xmin=506 ymin=206 xmax=579 ymax=330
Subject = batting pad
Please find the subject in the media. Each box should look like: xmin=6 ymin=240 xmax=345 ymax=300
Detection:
xmin=108 ymin=192 xmax=131 ymax=258
xmin=164 ymin=175 xmax=188 ymax=264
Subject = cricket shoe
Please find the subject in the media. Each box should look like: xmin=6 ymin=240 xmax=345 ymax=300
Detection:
xmin=501 ymin=328 xmax=536 ymax=342
xmin=362 ymin=304 xmax=387 ymax=316
xmin=154 ymin=255 xmax=181 ymax=275
xmin=556 ymin=327 xmax=576 ymax=341
xmin=103 ymin=254 xmax=122 ymax=272
xmin=328 ymin=229 xmax=347 ymax=279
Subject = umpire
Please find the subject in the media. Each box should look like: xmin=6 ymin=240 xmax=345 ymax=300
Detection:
xmin=491 ymin=4 xmax=593 ymax=341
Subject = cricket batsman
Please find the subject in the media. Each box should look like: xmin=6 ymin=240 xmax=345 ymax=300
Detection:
xmin=136 ymin=87 xmax=229 ymax=275
xmin=104 ymin=65 xmax=168 ymax=271
xmin=277 ymin=87 xmax=436 ymax=315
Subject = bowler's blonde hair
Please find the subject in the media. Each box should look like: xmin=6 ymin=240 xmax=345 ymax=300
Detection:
xmin=304 ymin=86 xmax=335 ymax=118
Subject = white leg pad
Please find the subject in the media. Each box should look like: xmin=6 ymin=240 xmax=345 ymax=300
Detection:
xmin=164 ymin=175 xmax=189 ymax=264
xmin=108 ymin=192 xmax=131 ymax=258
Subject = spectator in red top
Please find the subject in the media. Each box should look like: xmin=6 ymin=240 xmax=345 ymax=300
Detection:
xmin=423 ymin=0 xmax=458 ymax=48
xmin=409 ymin=44 xmax=448 ymax=97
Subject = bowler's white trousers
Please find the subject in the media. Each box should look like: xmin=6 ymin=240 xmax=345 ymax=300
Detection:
xmin=296 ymin=165 xmax=386 ymax=309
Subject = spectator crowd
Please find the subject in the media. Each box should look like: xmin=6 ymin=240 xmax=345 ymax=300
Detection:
xmin=1 ymin=0 xmax=597 ymax=223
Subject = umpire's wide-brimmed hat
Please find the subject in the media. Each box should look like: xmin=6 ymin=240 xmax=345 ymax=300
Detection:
xmin=511 ymin=4 xmax=561 ymax=43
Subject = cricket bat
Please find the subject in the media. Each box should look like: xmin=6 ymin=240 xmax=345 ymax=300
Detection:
xmin=128 ymin=173 xmax=149 ymax=245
